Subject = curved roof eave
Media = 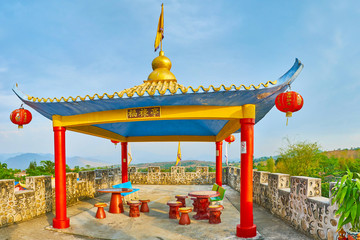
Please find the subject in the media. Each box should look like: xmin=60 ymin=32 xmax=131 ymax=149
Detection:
xmin=13 ymin=58 xmax=303 ymax=126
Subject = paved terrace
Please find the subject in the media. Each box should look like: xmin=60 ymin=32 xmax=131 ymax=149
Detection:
xmin=0 ymin=185 xmax=311 ymax=240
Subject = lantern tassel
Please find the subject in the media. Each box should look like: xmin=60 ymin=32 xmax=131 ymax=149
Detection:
xmin=18 ymin=125 xmax=23 ymax=129
xmin=285 ymin=112 xmax=292 ymax=126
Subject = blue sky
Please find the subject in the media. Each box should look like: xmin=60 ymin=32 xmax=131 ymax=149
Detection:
xmin=0 ymin=1 xmax=359 ymax=164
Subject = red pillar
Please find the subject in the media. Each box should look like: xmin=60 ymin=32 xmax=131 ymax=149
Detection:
xmin=215 ymin=141 xmax=223 ymax=186
xmin=121 ymin=142 xmax=128 ymax=183
xmin=53 ymin=126 xmax=70 ymax=229
xmin=237 ymin=118 xmax=256 ymax=238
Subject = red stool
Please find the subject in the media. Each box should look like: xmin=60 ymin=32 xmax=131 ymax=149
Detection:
xmin=191 ymin=197 xmax=198 ymax=212
xmin=207 ymin=205 xmax=224 ymax=224
xmin=175 ymin=195 xmax=188 ymax=207
xmin=179 ymin=207 xmax=192 ymax=225
xmin=128 ymin=200 xmax=141 ymax=217
xmin=94 ymin=202 xmax=107 ymax=219
xmin=167 ymin=201 xmax=182 ymax=219
xmin=140 ymin=199 xmax=150 ymax=212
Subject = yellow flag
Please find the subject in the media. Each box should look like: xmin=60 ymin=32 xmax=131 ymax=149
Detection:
xmin=175 ymin=142 xmax=181 ymax=166
xmin=128 ymin=143 xmax=133 ymax=165
xmin=154 ymin=4 xmax=164 ymax=52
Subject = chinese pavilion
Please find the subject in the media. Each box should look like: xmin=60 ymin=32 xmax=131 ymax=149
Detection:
xmin=13 ymin=38 xmax=303 ymax=239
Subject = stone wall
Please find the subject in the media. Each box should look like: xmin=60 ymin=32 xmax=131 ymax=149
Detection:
xmin=0 ymin=166 xmax=214 ymax=228
xmin=2 ymin=165 xmax=339 ymax=239
xmin=0 ymin=168 xmax=121 ymax=228
xmin=224 ymin=167 xmax=339 ymax=240
xmin=129 ymin=166 xmax=216 ymax=185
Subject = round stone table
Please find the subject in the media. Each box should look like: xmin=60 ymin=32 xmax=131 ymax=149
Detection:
xmin=97 ymin=188 xmax=132 ymax=214
xmin=188 ymin=190 xmax=219 ymax=220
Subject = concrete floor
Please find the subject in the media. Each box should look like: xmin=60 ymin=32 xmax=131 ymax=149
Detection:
xmin=0 ymin=185 xmax=312 ymax=240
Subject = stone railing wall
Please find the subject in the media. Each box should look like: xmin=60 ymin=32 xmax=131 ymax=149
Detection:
xmin=129 ymin=166 xmax=216 ymax=185
xmin=0 ymin=166 xmax=215 ymax=228
xmin=0 ymin=168 xmax=121 ymax=228
xmin=1 ymin=165 xmax=339 ymax=239
xmin=223 ymin=167 xmax=339 ymax=240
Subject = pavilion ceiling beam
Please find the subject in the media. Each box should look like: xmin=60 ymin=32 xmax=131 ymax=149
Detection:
xmin=215 ymin=104 xmax=255 ymax=141
xmin=67 ymin=125 xmax=126 ymax=142
xmin=215 ymin=120 xmax=241 ymax=142
xmin=67 ymin=126 xmax=216 ymax=142
xmin=52 ymin=105 xmax=245 ymax=128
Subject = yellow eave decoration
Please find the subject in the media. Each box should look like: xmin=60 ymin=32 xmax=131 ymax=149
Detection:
xmin=26 ymin=80 xmax=277 ymax=103
xmin=25 ymin=51 xmax=277 ymax=103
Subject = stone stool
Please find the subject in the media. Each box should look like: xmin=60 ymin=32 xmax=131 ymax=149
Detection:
xmin=191 ymin=197 xmax=198 ymax=212
xmin=207 ymin=205 xmax=224 ymax=224
xmin=94 ymin=202 xmax=107 ymax=219
xmin=179 ymin=207 xmax=192 ymax=225
xmin=167 ymin=201 xmax=182 ymax=219
xmin=140 ymin=199 xmax=150 ymax=213
xmin=127 ymin=200 xmax=141 ymax=217
xmin=175 ymin=195 xmax=188 ymax=207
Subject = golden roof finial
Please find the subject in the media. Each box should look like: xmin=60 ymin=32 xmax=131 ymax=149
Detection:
xmin=147 ymin=51 xmax=177 ymax=81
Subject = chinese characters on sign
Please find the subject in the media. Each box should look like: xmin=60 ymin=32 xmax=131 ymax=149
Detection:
xmin=127 ymin=107 xmax=161 ymax=119
xmin=241 ymin=141 xmax=247 ymax=154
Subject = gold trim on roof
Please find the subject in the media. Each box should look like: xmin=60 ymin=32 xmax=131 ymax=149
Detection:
xmin=26 ymin=79 xmax=277 ymax=103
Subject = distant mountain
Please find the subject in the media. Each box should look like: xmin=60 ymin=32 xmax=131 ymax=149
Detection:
xmin=323 ymin=148 xmax=360 ymax=159
xmin=254 ymin=156 xmax=278 ymax=163
xmin=0 ymin=153 xmax=24 ymax=162
xmin=67 ymin=156 xmax=116 ymax=168
xmin=5 ymin=147 xmax=357 ymax=171
xmin=4 ymin=153 xmax=54 ymax=170
xmin=1 ymin=153 xmax=117 ymax=170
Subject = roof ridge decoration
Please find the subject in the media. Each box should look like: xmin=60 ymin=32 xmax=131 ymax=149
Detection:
xmin=18 ymin=80 xmax=277 ymax=103
xmin=13 ymin=58 xmax=303 ymax=103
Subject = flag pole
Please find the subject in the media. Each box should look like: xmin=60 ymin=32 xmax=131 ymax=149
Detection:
xmin=160 ymin=3 xmax=163 ymax=52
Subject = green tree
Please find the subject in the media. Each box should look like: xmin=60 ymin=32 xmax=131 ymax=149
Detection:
xmin=255 ymin=162 xmax=267 ymax=171
xmin=1 ymin=162 xmax=8 ymax=169
xmin=26 ymin=160 xmax=55 ymax=176
xmin=0 ymin=162 xmax=15 ymax=179
xmin=276 ymin=139 xmax=322 ymax=177
xmin=317 ymin=156 xmax=339 ymax=175
xmin=28 ymin=161 xmax=37 ymax=170
xmin=40 ymin=160 xmax=55 ymax=175
xmin=266 ymin=158 xmax=275 ymax=173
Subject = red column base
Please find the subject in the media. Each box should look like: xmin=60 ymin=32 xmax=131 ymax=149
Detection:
xmin=236 ymin=224 xmax=257 ymax=238
xmin=53 ymin=217 xmax=70 ymax=229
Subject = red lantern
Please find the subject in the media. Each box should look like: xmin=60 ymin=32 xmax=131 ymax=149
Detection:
xmin=275 ymin=91 xmax=303 ymax=125
xmin=10 ymin=106 xmax=32 ymax=129
xmin=225 ymin=135 xmax=235 ymax=144
xmin=111 ymin=140 xmax=120 ymax=147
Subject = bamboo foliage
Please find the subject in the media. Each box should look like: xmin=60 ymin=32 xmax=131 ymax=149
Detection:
xmin=332 ymin=169 xmax=360 ymax=232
